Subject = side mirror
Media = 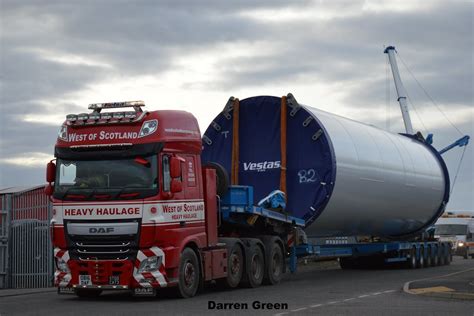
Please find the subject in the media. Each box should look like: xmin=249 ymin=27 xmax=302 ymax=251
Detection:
xmin=46 ymin=161 xmax=56 ymax=183
xmin=44 ymin=183 xmax=54 ymax=196
xmin=170 ymin=157 xmax=182 ymax=178
xmin=171 ymin=179 xmax=183 ymax=193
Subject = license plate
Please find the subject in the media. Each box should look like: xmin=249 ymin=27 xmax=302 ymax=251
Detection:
xmin=58 ymin=287 xmax=75 ymax=295
xmin=79 ymin=275 xmax=92 ymax=286
xmin=109 ymin=276 xmax=120 ymax=285
xmin=133 ymin=288 xmax=156 ymax=297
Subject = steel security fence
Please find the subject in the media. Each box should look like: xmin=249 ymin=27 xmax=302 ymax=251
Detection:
xmin=0 ymin=186 xmax=53 ymax=288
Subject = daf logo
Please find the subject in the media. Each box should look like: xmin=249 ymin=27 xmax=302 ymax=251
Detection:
xmin=89 ymin=227 xmax=114 ymax=234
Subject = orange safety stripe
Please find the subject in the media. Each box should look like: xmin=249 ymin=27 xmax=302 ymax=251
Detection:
xmin=231 ymin=99 xmax=240 ymax=185
xmin=280 ymin=96 xmax=287 ymax=197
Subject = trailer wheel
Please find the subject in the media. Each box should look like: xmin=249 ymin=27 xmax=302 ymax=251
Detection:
xmin=177 ymin=248 xmax=200 ymax=298
xmin=75 ymin=289 xmax=102 ymax=298
xmin=425 ymin=246 xmax=432 ymax=267
xmin=262 ymin=240 xmax=284 ymax=285
xmin=445 ymin=248 xmax=452 ymax=265
xmin=339 ymin=257 xmax=356 ymax=269
xmin=218 ymin=242 xmax=244 ymax=288
xmin=241 ymin=242 xmax=264 ymax=288
xmin=407 ymin=247 xmax=417 ymax=269
xmin=416 ymin=246 xmax=424 ymax=268
xmin=436 ymin=246 xmax=443 ymax=266
xmin=203 ymin=162 xmax=229 ymax=197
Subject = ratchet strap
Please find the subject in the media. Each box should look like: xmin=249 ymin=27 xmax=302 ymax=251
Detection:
xmin=280 ymin=96 xmax=287 ymax=197
xmin=231 ymin=98 xmax=240 ymax=185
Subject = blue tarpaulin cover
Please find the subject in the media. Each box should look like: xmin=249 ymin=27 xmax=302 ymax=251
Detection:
xmin=201 ymin=96 xmax=336 ymax=226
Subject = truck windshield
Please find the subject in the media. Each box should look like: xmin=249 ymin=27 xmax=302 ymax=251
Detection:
xmin=435 ymin=224 xmax=468 ymax=235
xmin=54 ymin=156 xmax=157 ymax=200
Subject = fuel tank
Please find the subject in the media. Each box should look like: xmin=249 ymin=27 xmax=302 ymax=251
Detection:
xmin=201 ymin=95 xmax=449 ymax=238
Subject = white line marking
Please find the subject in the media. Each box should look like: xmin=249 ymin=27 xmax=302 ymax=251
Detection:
xmin=273 ymin=313 xmax=289 ymax=316
xmin=358 ymin=294 xmax=370 ymax=298
xmin=327 ymin=301 xmax=338 ymax=304
xmin=291 ymin=307 xmax=307 ymax=312
xmin=383 ymin=290 xmax=396 ymax=293
xmin=310 ymin=304 xmax=323 ymax=308
xmin=372 ymin=292 xmax=382 ymax=295
xmin=343 ymin=298 xmax=355 ymax=302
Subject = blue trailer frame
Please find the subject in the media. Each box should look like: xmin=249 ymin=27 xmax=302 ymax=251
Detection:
xmin=220 ymin=186 xmax=452 ymax=273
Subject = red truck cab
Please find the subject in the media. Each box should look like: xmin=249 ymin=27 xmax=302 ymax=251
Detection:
xmin=47 ymin=101 xmax=227 ymax=297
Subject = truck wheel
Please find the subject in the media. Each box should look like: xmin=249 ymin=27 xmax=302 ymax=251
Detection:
xmin=218 ymin=242 xmax=244 ymax=288
xmin=416 ymin=246 xmax=424 ymax=268
xmin=464 ymin=248 xmax=469 ymax=259
xmin=263 ymin=240 xmax=284 ymax=285
xmin=75 ymin=289 xmax=102 ymax=298
xmin=241 ymin=242 xmax=264 ymax=288
xmin=177 ymin=248 xmax=200 ymax=298
xmin=203 ymin=162 xmax=229 ymax=197
xmin=445 ymin=248 xmax=452 ymax=265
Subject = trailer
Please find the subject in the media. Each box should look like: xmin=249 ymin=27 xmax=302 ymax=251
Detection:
xmin=219 ymin=185 xmax=453 ymax=273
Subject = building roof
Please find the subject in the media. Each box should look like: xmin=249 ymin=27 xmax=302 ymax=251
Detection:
xmin=0 ymin=185 xmax=45 ymax=195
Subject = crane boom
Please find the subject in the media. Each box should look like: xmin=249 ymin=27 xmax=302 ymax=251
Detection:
xmin=384 ymin=46 xmax=414 ymax=134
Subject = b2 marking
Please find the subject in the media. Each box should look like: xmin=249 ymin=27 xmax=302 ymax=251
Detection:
xmin=298 ymin=169 xmax=318 ymax=183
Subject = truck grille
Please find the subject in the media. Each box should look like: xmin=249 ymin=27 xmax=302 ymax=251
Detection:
xmin=66 ymin=220 xmax=140 ymax=261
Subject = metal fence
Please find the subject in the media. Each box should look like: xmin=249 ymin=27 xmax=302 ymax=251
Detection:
xmin=0 ymin=187 xmax=53 ymax=288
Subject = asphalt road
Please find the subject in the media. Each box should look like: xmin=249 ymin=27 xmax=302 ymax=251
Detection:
xmin=1 ymin=257 xmax=473 ymax=316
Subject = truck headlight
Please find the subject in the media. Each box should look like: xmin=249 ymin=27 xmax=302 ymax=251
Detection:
xmin=56 ymin=258 xmax=70 ymax=273
xmin=138 ymin=256 xmax=161 ymax=273
xmin=458 ymin=241 xmax=465 ymax=247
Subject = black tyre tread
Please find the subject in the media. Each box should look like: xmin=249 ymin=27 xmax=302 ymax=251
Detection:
xmin=177 ymin=248 xmax=200 ymax=298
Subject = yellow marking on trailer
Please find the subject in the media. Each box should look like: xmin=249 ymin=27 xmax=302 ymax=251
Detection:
xmin=410 ymin=286 xmax=455 ymax=294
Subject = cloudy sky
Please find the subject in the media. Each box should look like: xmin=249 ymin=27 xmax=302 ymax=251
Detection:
xmin=0 ymin=0 xmax=472 ymax=211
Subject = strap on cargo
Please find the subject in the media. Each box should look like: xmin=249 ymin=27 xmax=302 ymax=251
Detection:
xmin=286 ymin=93 xmax=301 ymax=117
xmin=280 ymin=96 xmax=287 ymax=197
xmin=231 ymin=98 xmax=240 ymax=185
xmin=222 ymin=96 xmax=235 ymax=120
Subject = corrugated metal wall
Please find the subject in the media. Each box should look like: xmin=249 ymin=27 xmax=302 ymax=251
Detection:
xmin=0 ymin=187 xmax=53 ymax=288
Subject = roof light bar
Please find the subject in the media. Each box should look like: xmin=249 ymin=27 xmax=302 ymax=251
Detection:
xmin=88 ymin=101 xmax=145 ymax=110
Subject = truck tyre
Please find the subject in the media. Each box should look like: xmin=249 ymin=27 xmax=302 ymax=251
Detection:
xmin=262 ymin=238 xmax=284 ymax=285
xmin=445 ymin=248 xmax=451 ymax=265
xmin=416 ymin=246 xmax=424 ymax=268
xmin=203 ymin=162 xmax=229 ymax=197
xmin=241 ymin=240 xmax=264 ymax=288
xmin=464 ymin=248 xmax=469 ymax=259
xmin=177 ymin=248 xmax=200 ymax=298
xmin=425 ymin=246 xmax=432 ymax=267
xmin=218 ymin=241 xmax=244 ymax=288
xmin=75 ymin=289 xmax=102 ymax=298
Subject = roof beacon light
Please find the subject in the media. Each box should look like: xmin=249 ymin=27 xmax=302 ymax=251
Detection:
xmin=100 ymin=112 xmax=113 ymax=120
xmin=113 ymin=112 xmax=125 ymax=120
xmin=124 ymin=111 xmax=137 ymax=119
xmin=88 ymin=101 xmax=145 ymax=111
xmin=89 ymin=112 xmax=101 ymax=121
xmin=66 ymin=114 xmax=78 ymax=122
xmin=77 ymin=113 xmax=89 ymax=121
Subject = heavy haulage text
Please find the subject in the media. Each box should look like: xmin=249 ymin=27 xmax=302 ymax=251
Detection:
xmin=64 ymin=207 xmax=140 ymax=216
xmin=208 ymin=301 xmax=288 ymax=310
